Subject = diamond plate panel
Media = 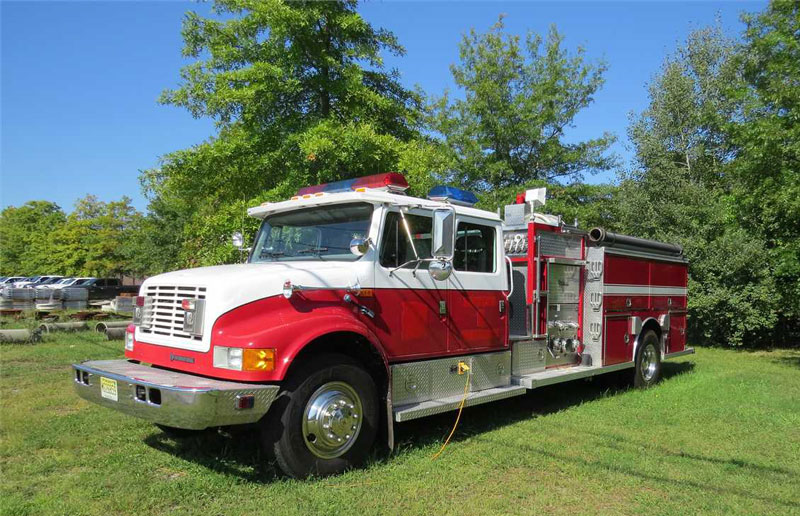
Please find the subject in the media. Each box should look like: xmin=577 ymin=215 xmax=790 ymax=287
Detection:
xmin=470 ymin=352 xmax=511 ymax=391
xmin=511 ymin=338 xmax=547 ymax=376
xmin=391 ymin=352 xmax=512 ymax=406
xmin=538 ymin=231 xmax=582 ymax=259
xmin=390 ymin=360 xmax=433 ymax=406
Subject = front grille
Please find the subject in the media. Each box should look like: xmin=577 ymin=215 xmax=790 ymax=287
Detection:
xmin=140 ymin=285 xmax=207 ymax=341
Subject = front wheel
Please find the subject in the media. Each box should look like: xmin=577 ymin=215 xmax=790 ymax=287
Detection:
xmin=261 ymin=354 xmax=378 ymax=478
xmin=634 ymin=330 xmax=662 ymax=388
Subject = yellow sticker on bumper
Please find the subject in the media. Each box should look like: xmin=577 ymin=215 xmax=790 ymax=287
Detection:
xmin=100 ymin=377 xmax=118 ymax=402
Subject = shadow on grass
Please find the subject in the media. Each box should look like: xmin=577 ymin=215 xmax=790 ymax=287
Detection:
xmin=393 ymin=360 xmax=695 ymax=451
xmin=143 ymin=360 xmax=695 ymax=483
xmin=144 ymin=426 xmax=281 ymax=483
xmin=773 ymin=354 xmax=800 ymax=369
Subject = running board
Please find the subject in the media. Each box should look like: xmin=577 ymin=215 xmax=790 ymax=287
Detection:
xmin=664 ymin=348 xmax=694 ymax=360
xmin=512 ymin=362 xmax=634 ymax=389
xmin=393 ymin=385 xmax=526 ymax=422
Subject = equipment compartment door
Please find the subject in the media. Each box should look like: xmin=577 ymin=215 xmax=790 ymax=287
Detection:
xmin=604 ymin=316 xmax=633 ymax=365
xmin=447 ymin=217 xmax=506 ymax=353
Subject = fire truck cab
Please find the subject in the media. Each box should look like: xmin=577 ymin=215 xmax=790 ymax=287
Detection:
xmin=73 ymin=173 xmax=692 ymax=478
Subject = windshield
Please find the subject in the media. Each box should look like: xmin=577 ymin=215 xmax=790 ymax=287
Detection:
xmin=250 ymin=203 xmax=374 ymax=262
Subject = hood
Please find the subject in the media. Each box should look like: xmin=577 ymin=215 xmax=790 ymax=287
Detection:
xmin=137 ymin=260 xmax=372 ymax=353
xmin=147 ymin=261 xmax=367 ymax=299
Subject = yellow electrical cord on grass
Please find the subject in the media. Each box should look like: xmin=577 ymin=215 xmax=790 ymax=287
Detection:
xmin=431 ymin=364 xmax=471 ymax=460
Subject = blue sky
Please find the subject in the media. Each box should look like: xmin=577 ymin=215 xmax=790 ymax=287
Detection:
xmin=1 ymin=1 xmax=763 ymax=213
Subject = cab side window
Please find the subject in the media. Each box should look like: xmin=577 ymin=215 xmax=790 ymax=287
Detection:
xmin=454 ymin=222 xmax=495 ymax=273
xmin=380 ymin=212 xmax=433 ymax=268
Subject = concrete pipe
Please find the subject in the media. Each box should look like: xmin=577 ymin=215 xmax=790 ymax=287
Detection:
xmin=0 ymin=329 xmax=42 ymax=343
xmin=38 ymin=322 xmax=89 ymax=333
xmin=95 ymin=321 xmax=133 ymax=332
xmin=105 ymin=327 xmax=127 ymax=340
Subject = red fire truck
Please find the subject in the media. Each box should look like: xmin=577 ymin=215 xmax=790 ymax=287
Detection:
xmin=73 ymin=173 xmax=692 ymax=478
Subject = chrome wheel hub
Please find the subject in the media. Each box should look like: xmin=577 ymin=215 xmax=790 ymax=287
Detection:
xmin=641 ymin=344 xmax=658 ymax=382
xmin=302 ymin=381 xmax=363 ymax=459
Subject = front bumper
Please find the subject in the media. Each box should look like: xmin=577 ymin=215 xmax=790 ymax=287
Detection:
xmin=72 ymin=360 xmax=280 ymax=430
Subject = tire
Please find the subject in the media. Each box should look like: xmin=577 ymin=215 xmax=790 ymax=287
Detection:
xmin=261 ymin=353 xmax=379 ymax=479
xmin=155 ymin=424 xmax=202 ymax=438
xmin=634 ymin=330 xmax=662 ymax=388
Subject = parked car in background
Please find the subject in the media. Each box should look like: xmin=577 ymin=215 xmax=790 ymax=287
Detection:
xmin=35 ymin=277 xmax=66 ymax=287
xmin=44 ymin=277 xmax=79 ymax=290
xmin=0 ymin=277 xmax=24 ymax=285
xmin=14 ymin=275 xmax=63 ymax=287
xmin=74 ymin=278 xmax=139 ymax=300
xmin=11 ymin=276 xmax=40 ymax=287
xmin=36 ymin=277 xmax=74 ymax=289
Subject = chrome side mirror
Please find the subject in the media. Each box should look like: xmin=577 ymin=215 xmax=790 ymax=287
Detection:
xmin=232 ymin=231 xmax=244 ymax=249
xmin=432 ymin=209 xmax=455 ymax=260
xmin=429 ymin=259 xmax=453 ymax=281
xmin=349 ymin=237 xmax=372 ymax=256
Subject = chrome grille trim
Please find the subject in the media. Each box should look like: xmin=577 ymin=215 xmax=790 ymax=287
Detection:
xmin=139 ymin=285 xmax=207 ymax=341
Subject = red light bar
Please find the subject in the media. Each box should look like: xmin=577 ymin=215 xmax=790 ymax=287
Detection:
xmin=297 ymin=173 xmax=409 ymax=196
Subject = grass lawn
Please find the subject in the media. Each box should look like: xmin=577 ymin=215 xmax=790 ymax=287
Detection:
xmin=1 ymin=332 xmax=799 ymax=515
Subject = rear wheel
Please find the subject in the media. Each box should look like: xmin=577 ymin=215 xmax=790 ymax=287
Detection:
xmin=634 ymin=330 xmax=662 ymax=388
xmin=261 ymin=354 xmax=378 ymax=478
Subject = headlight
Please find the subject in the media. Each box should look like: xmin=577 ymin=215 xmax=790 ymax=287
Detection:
xmin=133 ymin=296 xmax=151 ymax=329
xmin=181 ymin=298 xmax=205 ymax=336
xmin=213 ymin=346 xmax=275 ymax=372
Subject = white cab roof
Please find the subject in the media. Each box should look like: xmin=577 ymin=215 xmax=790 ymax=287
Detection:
xmin=247 ymin=190 xmax=501 ymax=222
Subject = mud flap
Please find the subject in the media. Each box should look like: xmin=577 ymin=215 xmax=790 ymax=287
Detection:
xmin=385 ymin=381 xmax=394 ymax=452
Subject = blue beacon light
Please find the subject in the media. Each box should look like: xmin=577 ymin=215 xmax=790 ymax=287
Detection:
xmin=427 ymin=186 xmax=479 ymax=207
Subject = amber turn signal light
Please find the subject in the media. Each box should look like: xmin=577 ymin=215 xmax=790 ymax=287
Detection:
xmin=242 ymin=348 xmax=276 ymax=372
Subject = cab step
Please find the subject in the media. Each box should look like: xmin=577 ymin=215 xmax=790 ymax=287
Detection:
xmin=393 ymin=385 xmax=526 ymax=422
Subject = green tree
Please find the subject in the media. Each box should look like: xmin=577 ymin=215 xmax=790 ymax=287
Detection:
xmin=431 ymin=18 xmax=615 ymax=192
xmin=728 ymin=1 xmax=800 ymax=332
xmin=0 ymin=201 xmax=66 ymax=275
xmin=144 ymin=0 xmax=431 ymax=266
xmin=621 ymin=24 xmax=779 ymax=347
xmin=48 ymin=196 xmax=141 ymax=277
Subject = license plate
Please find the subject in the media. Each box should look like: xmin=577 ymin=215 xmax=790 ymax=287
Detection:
xmin=100 ymin=377 xmax=118 ymax=402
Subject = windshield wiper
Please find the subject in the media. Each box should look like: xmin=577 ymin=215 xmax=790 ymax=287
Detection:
xmin=261 ymin=251 xmax=285 ymax=258
xmin=298 ymin=247 xmax=329 ymax=254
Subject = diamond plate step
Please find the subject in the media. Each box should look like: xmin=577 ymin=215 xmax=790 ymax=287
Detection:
xmin=512 ymin=363 xmax=633 ymax=389
xmin=393 ymin=385 xmax=526 ymax=422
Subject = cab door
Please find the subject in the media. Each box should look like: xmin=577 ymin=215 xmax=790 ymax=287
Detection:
xmin=372 ymin=207 xmax=449 ymax=360
xmin=446 ymin=217 xmax=507 ymax=353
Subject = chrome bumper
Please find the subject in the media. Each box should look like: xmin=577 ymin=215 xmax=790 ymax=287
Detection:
xmin=72 ymin=360 xmax=280 ymax=430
